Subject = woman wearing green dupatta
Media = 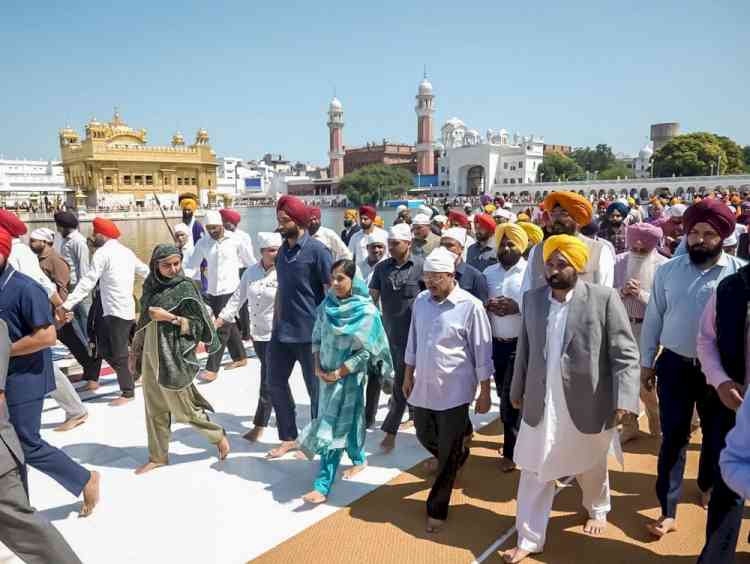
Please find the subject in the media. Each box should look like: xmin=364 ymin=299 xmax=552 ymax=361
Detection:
xmin=128 ymin=244 xmax=230 ymax=475
xmin=299 ymin=259 xmax=394 ymax=504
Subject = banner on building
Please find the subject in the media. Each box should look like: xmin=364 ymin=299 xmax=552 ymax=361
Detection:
xmin=244 ymin=178 xmax=262 ymax=192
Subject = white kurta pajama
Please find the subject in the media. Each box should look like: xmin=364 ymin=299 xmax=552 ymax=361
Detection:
xmin=513 ymin=292 xmax=616 ymax=554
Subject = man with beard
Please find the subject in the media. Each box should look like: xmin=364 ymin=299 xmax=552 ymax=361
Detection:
xmin=467 ymin=213 xmax=498 ymax=273
xmin=178 ymin=193 xmax=205 ymax=245
xmin=340 ymin=209 xmax=361 ymax=246
xmin=483 ymin=223 xmax=528 ymax=472
xmin=348 ymin=205 xmax=388 ymax=264
xmin=599 ymin=200 xmax=630 ymax=254
xmin=370 ymin=223 xmax=424 ymax=452
xmin=185 ymin=211 xmax=255 ymax=381
xmin=503 ymin=235 xmax=639 ymax=563
xmin=411 ymin=214 xmax=441 ymax=258
xmin=641 ymin=198 xmax=744 ymax=538
xmin=440 ymin=228 xmax=488 ymax=303
xmin=522 ymin=191 xmax=615 ymax=293
xmin=308 ymin=206 xmax=351 ymax=262
xmin=266 ymin=196 xmax=332 ymax=459
xmin=219 ymin=208 xmax=256 ymax=341
xmin=62 ymin=218 xmax=149 ymax=405
xmin=614 ymin=223 xmax=668 ymax=442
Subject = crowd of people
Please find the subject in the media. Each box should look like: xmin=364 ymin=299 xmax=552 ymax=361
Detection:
xmin=0 ymin=187 xmax=749 ymax=563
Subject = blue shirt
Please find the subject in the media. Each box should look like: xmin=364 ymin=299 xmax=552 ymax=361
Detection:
xmin=455 ymin=261 xmax=489 ymax=304
xmin=721 ymin=393 xmax=750 ymax=499
xmin=466 ymin=241 xmax=497 ymax=273
xmin=0 ymin=266 xmax=56 ymax=406
xmin=641 ymin=252 xmax=745 ymax=367
xmin=273 ymin=232 xmax=332 ymax=343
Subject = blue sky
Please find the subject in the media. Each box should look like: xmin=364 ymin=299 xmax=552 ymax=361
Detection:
xmin=1 ymin=1 xmax=747 ymax=164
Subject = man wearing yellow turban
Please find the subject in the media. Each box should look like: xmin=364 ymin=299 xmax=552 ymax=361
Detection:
xmin=517 ymin=222 xmax=543 ymax=257
xmin=521 ymin=191 xmax=615 ymax=293
xmin=340 ymin=209 xmax=360 ymax=246
xmin=177 ymin=193 xmax=204 ymax=246
xmin=505 ymin=233 xmax=640 ymax=563
xmin=484 ymin=222 xmax=530 ymax=472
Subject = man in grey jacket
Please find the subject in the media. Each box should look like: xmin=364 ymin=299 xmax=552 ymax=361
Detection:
xmin=503 ymin=235 xmax=640 ymax=563
xmin=0 ymin=319 xmax=82 ymax=564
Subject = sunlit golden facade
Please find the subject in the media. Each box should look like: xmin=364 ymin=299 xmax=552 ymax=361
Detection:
xmin=59 ymin=110 xmax=217 ymax=206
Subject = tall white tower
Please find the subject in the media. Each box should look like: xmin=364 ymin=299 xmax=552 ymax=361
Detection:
xmin=327 ymin=97 xmax=345 ymax=179
xmin=415 ymin=74 xmax=435 ymax=176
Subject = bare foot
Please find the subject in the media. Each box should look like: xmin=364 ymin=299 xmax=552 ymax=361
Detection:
xmin=242 ymin=426 xmax=264 ymax=443
xmin=109 ymin=396 xmax=133 ymax=407
xmin=380 ymin=433 xmax=396 ymax=454
xmin=217 ymin=436 xmax=230 ymax=460
xmin=423 ymin=457 xmax=439 ymax=474
xmin=584 ymin=517 xmax=607 ymax=535
xmin=85 ymin=381 xmax=100 ymax=392
xmin=700 ymin=488 xmax=712 ymax=509
xmin=503 ymin=547 xmax=532 ymax=563
xmin=399 ymin=420 xmax=414 ymax=431
xmin=646 ymin=516 xmax=677 ymax=538
xmin=426 ymin=517 xmax=444 ymax=533
xmin=79 ymin=470 xmax=100 ymax=517
xmin=135 ymin=461 xmax=166 ymax=475
xmin=200 ymin=371 xmax=218 ymax=383
xmin=302 ymin=490 xmax=326 ymax=504
xmin=228 ymin=359 xmax=248 ymax=370
xmin=54 ymin=413 xmax=88 ymax=432
xmin=343 ymin=464 xmax=367 ymax=480
xmin=499 ymin=457 xmax=517 ymax=473
xmin=266 ymin=441 xmax=297 ymax=459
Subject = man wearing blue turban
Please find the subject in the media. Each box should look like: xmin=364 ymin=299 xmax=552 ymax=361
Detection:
xmin=600 ymin=201 xmax=631 ymax=254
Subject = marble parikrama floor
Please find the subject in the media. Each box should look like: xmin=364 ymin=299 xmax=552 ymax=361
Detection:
xmin=252 ymin=421 xmax=750 ymax=564
xmin=0 ymin=357 xmax=498 ymax=564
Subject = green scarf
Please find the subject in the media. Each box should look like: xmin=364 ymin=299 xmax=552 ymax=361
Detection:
xmin=135 ymin=244 xmax=220 ymax=390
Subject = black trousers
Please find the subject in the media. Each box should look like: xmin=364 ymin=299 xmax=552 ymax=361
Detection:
xmin=364 ymin=366 xmax=382 ymax=429
xmin=204 ymin=293 xmax=246 ymax=372
xmin=252 ymin=340 xmax=273 ymax=427
xmin=414 ymin=403 xmax=471 ymax=520
xmin=492 ymin=339 xmax=520 ymax=460
xmin=88 ymin=315 xmax=135 ymax=398
xmin=236 ymin=268 xmax=251 ymax=341
xmin=380 ymin=341 xmax=414 ymax=435
xmin=57 ymin=323 xmax=98 ymax=381
xmin=655 ymin=349 xmax=727 ymax=518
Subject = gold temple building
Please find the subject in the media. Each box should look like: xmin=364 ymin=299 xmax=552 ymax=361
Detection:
xmin=59 ymin=110 xmax=218 ymax=207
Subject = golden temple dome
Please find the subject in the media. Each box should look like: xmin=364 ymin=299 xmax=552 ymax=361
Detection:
xmin=172 ymin=131 xmax=185 ymax=146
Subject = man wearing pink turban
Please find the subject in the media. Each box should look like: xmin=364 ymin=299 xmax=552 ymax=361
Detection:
xmin=614 ymin=222 xmax=668 ymax=443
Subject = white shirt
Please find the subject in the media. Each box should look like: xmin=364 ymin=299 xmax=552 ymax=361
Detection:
xmin=347 ymin=226 xmax=389 ymax=264
xmin=219 ymin=262 xmax=278 ymax=341
xmin=63 ymin=239 xmax=149 ymax=320
xmin=9 ymin=239 xmax=57 ymax=298
xmin=483 ymin=258 xmax=527 ymax=339
xmin=313 ymin=226 xmax=352 ymax=262
xmin=231 ymin=228 xmax=256 ymax=267
xmin=184 ymin=230 xmax=255 ymax=296
xmin=179 ymin=246 xmax=201 ymax=282
xmin=356 ymin=256 xmax=386 ymax=285
xmin=57 ymin=230 xmax=90 ymax=288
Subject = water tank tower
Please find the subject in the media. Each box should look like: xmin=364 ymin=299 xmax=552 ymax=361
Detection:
xmin=650 ymin=122 xmax=680 ymax=152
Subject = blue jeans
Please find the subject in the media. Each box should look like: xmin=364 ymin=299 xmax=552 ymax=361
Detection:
xmin=313 ymin=428 xmax=366 ymax=496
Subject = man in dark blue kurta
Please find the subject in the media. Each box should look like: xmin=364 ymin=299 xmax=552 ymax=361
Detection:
xmin=267 ymin=196 xmax=332 ymax=459
xmin=0 ymin=230 xmax=99 ymax=516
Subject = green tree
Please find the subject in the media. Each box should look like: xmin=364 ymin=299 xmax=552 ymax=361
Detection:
xmin=652 ymin=132 xmax=746 ymax=177
xmin=570 ymin=144 xmax=616 ymax=173
xmin=338 ymin=164 xmax=413 ymax=206
xmin=743 ymin=145 xmax=750 ymax=171
xmin=537 ymin=152 xmax=585 ymax=182
xmin=597 ymin=163 xmax=633 ymax=180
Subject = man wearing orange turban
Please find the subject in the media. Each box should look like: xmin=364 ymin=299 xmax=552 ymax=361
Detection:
xmin=505 ymin=233 xmax=639 ymax=563
xmin=521 ymin=192 xmax=615 ymax=293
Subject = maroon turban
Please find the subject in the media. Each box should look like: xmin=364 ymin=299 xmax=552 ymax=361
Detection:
xmin=277 ymin=195 xmax=309 ymax=226
xmin=0 ymin=229 xmax=11 ymax=259
xmin=683 ymin=199 xmax=737 ymax=239
xmin=0 ymin=209 xmax=27 ymax=238
xmin=359 ymin=205 xmax=376 ymax=221
xmin=93 ymin=217 xmax=121 ymax=239
xmin=308 ymin=207 xmax=321 ymax=221
xmin=626 ymin=222 xmax=662 ymax=252
xmin=219 ymin=208 xmax=241 ymax=225
xmin=474 ymin=213 xmax=496 ymax=234
xmin=448 ymin=210 xmax=469 ymax=228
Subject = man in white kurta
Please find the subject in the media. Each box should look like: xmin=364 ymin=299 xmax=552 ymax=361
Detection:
xmin=505 ymin=234 xmax=640 ymax=563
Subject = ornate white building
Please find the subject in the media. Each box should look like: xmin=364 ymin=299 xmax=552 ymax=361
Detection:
xmin=435 ymin=119 xmax=544 ymax=195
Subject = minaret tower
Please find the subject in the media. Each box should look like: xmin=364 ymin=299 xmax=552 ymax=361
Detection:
xmin=327 ymin=97 xmax=345 ymax=179
xmin=415 ymin=72 xmax=435 ymax=176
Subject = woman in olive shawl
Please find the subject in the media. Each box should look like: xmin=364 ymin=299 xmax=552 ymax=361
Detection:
xmin=299 ymin=259 xmax=394 ymax=504
xmin=128 ymin=244 xmax=230 ymax=475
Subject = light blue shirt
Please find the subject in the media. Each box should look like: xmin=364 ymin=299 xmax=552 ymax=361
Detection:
xmin=721 ymin=396 xmax=750 ymax=499
xmin=640 ymin=252 xmax=745 ymax=367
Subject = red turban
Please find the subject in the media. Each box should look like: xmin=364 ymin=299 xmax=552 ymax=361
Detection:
xmin=626 ymin=222 xmax=662 ymax=252
xmin=474 ymin=213 xmax=496 ymax=234
xmin=219 ymin=208 xmax=241 ymax=225
xmin=359 ymin=205 xmax=377 ymax=221
xmin=683 ymin=199 xmax=737 ymax=239
xmin=277 ymin=195 xmax=309 ymax=226
xmin=0 ymin=229 xmax=11 ymax=259
xmin=92 ymin=217 xmax=121 ymax=239
xmin=308 ymin=207 xmax=321 ymax=220
xmin=448 ymin=210 xmax=469 ymax=228
xmin=0 ymin=210 xmax=27 ymax=238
